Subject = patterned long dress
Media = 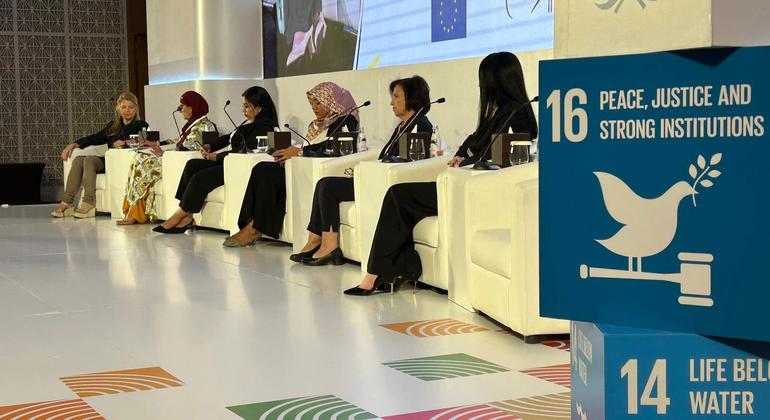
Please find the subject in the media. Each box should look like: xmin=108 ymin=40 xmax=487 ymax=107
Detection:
xmin=122 ymin=118 xmax=216 ymax=223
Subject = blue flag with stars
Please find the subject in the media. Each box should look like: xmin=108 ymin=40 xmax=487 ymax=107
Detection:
xmin=431 ymin=0 xmax=467 ymax=43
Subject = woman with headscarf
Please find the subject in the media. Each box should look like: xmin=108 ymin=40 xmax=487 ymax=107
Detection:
xmin=117 ymin=90 xmax=217 ymax=225
xmin=224 ymin=82 xmax=358 ymax=247
xmin=153 ymin=86 xmax=279 ymax=234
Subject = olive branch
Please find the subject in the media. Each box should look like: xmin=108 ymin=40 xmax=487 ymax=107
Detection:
xmin=688 ymin=153 xmax=722 ymax=207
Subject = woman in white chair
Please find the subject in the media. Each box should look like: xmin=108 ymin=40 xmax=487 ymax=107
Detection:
xmin=344 ymin=52 xmax=539 ymax=296
xmin=53 ymin=92 xmax=148 ymax=218
xmin=290 ymin=76 xmax=434 ymax=265
xmin=117 ymin=90 xmax=216 ymax=226
xmin=154 ymin=87 xmax=278 ymax=234
xmin=224 ymin=82 xmax=359 ymax=247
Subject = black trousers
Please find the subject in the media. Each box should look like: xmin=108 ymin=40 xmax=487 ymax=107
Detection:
xmin=175 ymin=159 xmax=224 ymax=213
xmin=367 ymin=182 xmax=438 ymax=279
xmin=238 ymin=161 xmax=285 ymax=238
xmin=306 ymin=177 xmax=355 ymax=235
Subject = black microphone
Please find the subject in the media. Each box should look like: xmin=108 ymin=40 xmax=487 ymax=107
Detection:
xmin=472 ymin=96 xmax=539 ymax=170
xmin=320 ymin=100 xmax=372 ymax=156
xmin=224 ymin=100 xmax=250 ymax=153
xmin=172 ymin=106 xmax=182 ymax=136
xmin=381 ymin=97 xmax=446 ymax=163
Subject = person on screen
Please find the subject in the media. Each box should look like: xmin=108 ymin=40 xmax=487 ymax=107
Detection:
xmin=153 ymin=87 xmax=278 ymax=234
xmin=53 ymin=92 xmax=148 ymax=219
xmin=290 ymin=76 xmax=434 ymax=266
xmin=117 ymin=91 xmax=216 ymax=226
xmin=223 ymin=82 xmax=359 ymax=247
xmin=344 ymin=52 xmax=538 ymax=296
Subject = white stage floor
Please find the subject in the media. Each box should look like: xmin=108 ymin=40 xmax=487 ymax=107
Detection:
xmin=0 ymin=205 xmax=570 ymax=420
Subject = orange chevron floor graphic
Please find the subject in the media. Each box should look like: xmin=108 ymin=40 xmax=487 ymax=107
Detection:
xmin=59 ymin=366 xmax=184 ymax=398
xmin=381 ymin=319 xmax=489 ymax=337
xmin=0 ymin=399 xmax=104 ymax=420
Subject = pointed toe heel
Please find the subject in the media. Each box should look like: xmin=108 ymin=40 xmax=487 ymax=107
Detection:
xmin=304 ymin=248 xmax=344 ymax=266
xmin=290 ymin=245 xmax=320 ymax=262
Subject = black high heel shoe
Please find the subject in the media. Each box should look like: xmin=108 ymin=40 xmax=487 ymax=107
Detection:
xmin=343 ymin=276 xmax=395 ymax=296
xmin=303 ymin=248 xmax=344 ymax=266
xmin=375 ymin=275 xmax=411 ymax=293
xmin=289 ymin=245 xmax=320 ymax=263
xmin=153 ymin=220 xmax=194 ymax=234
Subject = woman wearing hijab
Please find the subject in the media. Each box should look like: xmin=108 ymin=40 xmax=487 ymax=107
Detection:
xmin=224 ymin=82 xmax=358 ymax=247
xmin=117 ymin=90 xmax=216 ymax=225
xmin=344 ymin=52 xmax=538 ymax=296
xmin=153 ymin=87 xmax=279 ymax=234
xmin=290 ymin=76 xmax=433 ymax=265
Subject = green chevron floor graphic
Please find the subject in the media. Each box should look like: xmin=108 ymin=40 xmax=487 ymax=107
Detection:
xmin=383 ymin=353 xmax=510 ymax=381
xmin=227 ymin=395 xmax=378 ymax=420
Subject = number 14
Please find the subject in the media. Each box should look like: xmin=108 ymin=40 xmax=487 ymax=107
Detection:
xmin=621 ymin=359 xmax=671 ymax=414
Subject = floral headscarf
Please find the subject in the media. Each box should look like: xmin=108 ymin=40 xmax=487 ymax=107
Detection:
xmin=306 ymin=82 xmax=358 ymax=141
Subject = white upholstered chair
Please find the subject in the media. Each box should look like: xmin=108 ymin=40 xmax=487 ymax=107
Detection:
xmin=465 ymin=163 xmax=569 ymax=342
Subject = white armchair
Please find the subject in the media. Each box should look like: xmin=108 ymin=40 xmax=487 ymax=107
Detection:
xmin=354 ymin=156 xmax=451 ymax=283
xmin=223 ymin=153 xmax=288 ymax=240
xmin=289 ymin=150 xmax=381 ymax=256
xmin=465 ymin=163 xmax=569 ymax=342
xmin=160 ymin=150 xmax=212 ymax=225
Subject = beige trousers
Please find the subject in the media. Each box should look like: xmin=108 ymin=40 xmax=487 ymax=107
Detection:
xmin=63 ymin=155 xmax=105 ymax=205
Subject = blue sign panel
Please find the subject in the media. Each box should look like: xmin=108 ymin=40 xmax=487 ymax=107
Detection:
xmin=539 ymin=47 xmax=770 ymax=342
xmin=573 ymin=322 xmax=770 ymax=419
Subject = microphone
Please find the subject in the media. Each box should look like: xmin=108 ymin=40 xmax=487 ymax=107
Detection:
xmin=472 ymin=96 xmax=539 ymax=170
xmin=381 ymin=97 xmax=446 ymax=163
xmin=224 ymin=100 xmax=250 ymax=153
xmin=172 ymin=106 xmax=181 ymax=136
xmin=320 ymin=100 xmax=372 ymax=156
xmin=282 ymin=123 xmax=325 ymax=157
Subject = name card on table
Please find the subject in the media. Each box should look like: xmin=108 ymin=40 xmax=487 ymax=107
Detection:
xmin=539 ymin=46 xmax=770 ymax=342
xmin=398 ymin=132 xmax=431 ymax=161
xmin=268 ymin=131 xmax=292 ymax=151
xmin=491 ymin=133 xmax=531 ymax=168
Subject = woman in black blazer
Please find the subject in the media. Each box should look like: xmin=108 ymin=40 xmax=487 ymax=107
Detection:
xmin=224 ymin=82 xmax=359 ymax=246
xmin=344 ymin=52 xmax=539 ymax=295
xmin=290 ymin=76 xmax=434 ymax=265
xmin=154 ymin=87 xmax=278 ymax=233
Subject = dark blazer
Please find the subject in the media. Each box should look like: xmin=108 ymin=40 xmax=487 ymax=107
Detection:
xmin=303 ymin=116 xmax=359 ymax=155
xmin=214 ymin=116 xmax=277 ymax=162
xmin=379 ymin=114 xmax=433 ymax=159
xmin=75 ymin=119 xmax=150 ymax=149
xmin=455 ymin=102 xmax=537 ymax=166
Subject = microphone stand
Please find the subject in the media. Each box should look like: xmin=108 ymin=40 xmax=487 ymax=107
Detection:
xmin=172 ymin=107 xmax=181 ymax=137
xmin=224 ymin=100 xmax=250 ymax=153
xmin=282 ymin=124 xmax=324 ymax=157
xmin=472 ymin=96 xmax=539 ymax=170
xmin=321 ymin=100 xmax=371 ymax=156
xmin=381 ymin=97 xmax=446 ymax=163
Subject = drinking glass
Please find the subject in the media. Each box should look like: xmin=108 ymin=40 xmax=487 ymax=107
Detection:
xmin=509 ymin=141 xmax=531 ymax=166
xmin=409 ymin=138 xmax=426 ymax=161
xmin=325 ymin=138 xmax=335 ymax=156
xmin=127 ymin=134 xmax=139 ymax=149
xmin=338 ymin=138 xmax=354 ymax=156
xmin=256 ymin=136 xmax=268 ymax=153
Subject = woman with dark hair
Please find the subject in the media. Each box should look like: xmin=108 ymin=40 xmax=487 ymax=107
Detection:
xmin=154 ymin=86 xmax=279 ymax=234
xmin=344 ymin=52 xmax=538 ymax=296
xmin=291 ymin=75 xmax=434 ymax=266
xmin=53 ymin=92 xmax=148 ymax=218
xmin=224 ymin=82 xmax=359 ymax=247
xmin=118 ymin=90 xmax=216 ymax=225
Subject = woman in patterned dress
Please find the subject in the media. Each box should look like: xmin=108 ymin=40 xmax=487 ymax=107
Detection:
xmin=117 ymin=91 xmax=216 ymax=225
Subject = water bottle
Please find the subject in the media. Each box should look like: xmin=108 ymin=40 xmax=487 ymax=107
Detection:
xmin=430 ymin=125 xmax=443 ymax=157
xmin=357 ymin=127 xmax=368 ymax=152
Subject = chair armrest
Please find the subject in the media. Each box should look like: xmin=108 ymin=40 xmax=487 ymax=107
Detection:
xmin=160 ymin=151 xmax=201 ymax=219
xmin=318 ymin=149 xmax=380 ymax=177
xmin=63 ymin=145 xmax=109 ymax=186
xmin=223 ymin=153 xmax=276 ymax=234
xmin=465 ymin=162 xmax=538 ymax=234
xmin=385 ymin=155 xmax=451 ymax=184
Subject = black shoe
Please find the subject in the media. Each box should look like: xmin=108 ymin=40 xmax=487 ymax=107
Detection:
xmin=375 ymin=275 xmax=412 ymax=293
xmin=154 ymin=220 xmax=194 ymax=234
xmin=289 ymin=245 xmax=320 ymax=263
xmin=343 ymin=276 xmax=391 ymax=296
xmin=303 ymin=248 xmax=344 ymax=266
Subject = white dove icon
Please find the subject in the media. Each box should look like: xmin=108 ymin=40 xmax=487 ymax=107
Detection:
xmin=579 ymin=154 xmax=722 ymax=307
xmin=594 ymin=172 xmax=695 ymax=271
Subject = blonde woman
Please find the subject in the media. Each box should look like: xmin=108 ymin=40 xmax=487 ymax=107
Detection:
xmin=118 ymin=90 xmax=216 ymax=225
xmin=53 ymin=92 xmax=148 ymax=218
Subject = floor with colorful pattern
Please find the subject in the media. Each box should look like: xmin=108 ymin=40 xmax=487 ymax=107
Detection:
xmin=0 ymin=206 xmax=570 ymax=419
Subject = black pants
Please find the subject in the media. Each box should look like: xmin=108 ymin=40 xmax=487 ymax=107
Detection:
xmin=307 ymin=177 xmax=355 ymax=235
xmin=175 ymin=159 xmax=224 ymax=213
xmin=238 ymin=161 xmax=285 ymax=238
xmin=367 ymin=182 xmax=438 ymax=279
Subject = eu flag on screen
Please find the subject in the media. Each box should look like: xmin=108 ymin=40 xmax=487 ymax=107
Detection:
xmin=431 ymin=0 xmax=467 ymax=43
